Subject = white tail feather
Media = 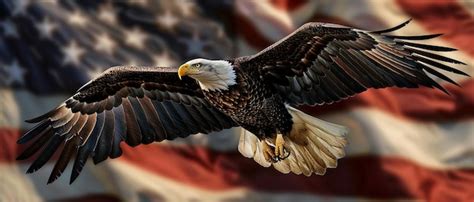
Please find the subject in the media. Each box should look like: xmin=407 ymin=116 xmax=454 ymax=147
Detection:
xmin=238 ymin=106 xmax=348 ymax=176
xmin=238 ymin=129 xmax=271 ymax=167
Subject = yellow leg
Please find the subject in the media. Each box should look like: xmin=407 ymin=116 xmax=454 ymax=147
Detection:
xmin=275 ymin=134 xmax=286 ymax=158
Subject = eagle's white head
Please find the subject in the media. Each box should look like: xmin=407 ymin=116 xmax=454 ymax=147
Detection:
xmin=178 ymin=58 xmax=237 ymax=91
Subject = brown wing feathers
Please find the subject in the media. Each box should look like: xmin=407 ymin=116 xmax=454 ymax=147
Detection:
xmin=17 ymin=66 xmax=236 ymax=184
xmin=246 ymin=20 xmax=468 ymax=106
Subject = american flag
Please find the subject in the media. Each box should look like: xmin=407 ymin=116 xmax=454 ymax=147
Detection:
xmin=0 ymin=0 xmax=473 ymax=201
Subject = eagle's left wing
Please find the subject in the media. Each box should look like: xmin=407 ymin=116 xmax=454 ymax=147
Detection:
xmin=241 ymin=20 xmax=469 ymax=106
xmin=17 ymin=66 xmax=237 ymax=184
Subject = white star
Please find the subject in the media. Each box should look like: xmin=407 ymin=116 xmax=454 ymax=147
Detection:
xmin=179 ymin=32 xmax=209 ymax=56
xmin=156 ymin=11 xmax=179 ymax=30
xmin=12 ymin=0 xmax=30 ymax=16
xmin=98 ymin=4 xmax=117 ymax=24
xmin=36 ymin=17 xmax=56 ymax=38
xmin=176 ymin=0 xmax=195 ymax=16
xmin=152 ymin=52 xmax=176 ymax=67
xmin=2 ymin=61 xmax=26 ymax=86
xmin=94 ymin=33 xmax=116 ymax=54
xmin=68 ymin=11 xmax=87 ymax=27
xmin=62 ymin=41 xmax=85 ymax=65
xmin=124 ymin=27 xmax=148 ymax=49
xmin=1 ymin=20 xmax=18 ymax=37
xmin=87 ymin=67 xmax=105 ymax=80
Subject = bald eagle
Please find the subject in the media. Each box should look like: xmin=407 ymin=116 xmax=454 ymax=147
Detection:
xmin=19 ymin=20 xmax=468 ymax=184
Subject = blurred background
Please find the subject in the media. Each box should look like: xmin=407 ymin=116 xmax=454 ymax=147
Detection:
xmin=0 ymin=0 xmax=473 ymax=201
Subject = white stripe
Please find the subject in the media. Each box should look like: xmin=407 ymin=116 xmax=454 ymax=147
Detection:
xmin=0 ymin=164 xmax=42 ymax=202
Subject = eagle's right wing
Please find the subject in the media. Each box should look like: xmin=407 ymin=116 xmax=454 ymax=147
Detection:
xmin=18 ymin=66 xmax=237 ymax=184
xmin=241 ymin=20 xmax=469 ymax=106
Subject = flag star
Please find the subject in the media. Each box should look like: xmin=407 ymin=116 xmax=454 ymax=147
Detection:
xmin=94 ymin=33 xmax=116 ymax=54
xmin=1 ymin=20 xmax=19 ymax=37
xmin=2 ymin=61 xmax=26 ymax=86
xmin=176 ymin=0 xmax=196 ymax=16
xmin=179 ymin=32 xmax=209 ymax=56
xmin=68 ymin=11 xmax=87 ymax=27
xmin=62 ymin=41 xmax=85 ymax=65
xmin=152 ymin=52 xmax=176 ymax=67
xmin=124 ymin=27 xmax=148 ymax=49
xmin=156 ymin=11 xmax=179 ymax=30
xmin=98 ymin=4 xmax=117 ymax=24
xmin=12 ymin=0 xmax=30 ymax=16
xmin=36 ymin=17 xmax=56 ymax=38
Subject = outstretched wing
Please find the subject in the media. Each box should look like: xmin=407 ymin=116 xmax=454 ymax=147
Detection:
xmin=17 ymin=66 xmax=236 ymax=184
xmin=241 ymin=20 xmax=469 ymax=106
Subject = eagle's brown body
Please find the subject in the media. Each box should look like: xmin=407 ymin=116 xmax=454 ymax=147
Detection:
xmin=203 ymin=60 xmax=293 ymax=138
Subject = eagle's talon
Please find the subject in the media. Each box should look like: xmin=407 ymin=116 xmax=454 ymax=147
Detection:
xmin=261 ymin=141 xmax=276 ymax=163
xmin=275 ymin=134 xmax=287 ymax=159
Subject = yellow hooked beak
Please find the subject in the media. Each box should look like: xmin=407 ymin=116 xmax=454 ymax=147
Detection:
xmin=178 ymin=64 xmax=190 ymax=80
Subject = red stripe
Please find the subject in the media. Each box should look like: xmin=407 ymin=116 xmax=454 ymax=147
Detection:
xmin=0 ymin=128 xmax=19 ymax=163
xmin=2 ymin=129 xmax=473 ymax=201
xmin=396 ymin=0 xmax=474 ymax=57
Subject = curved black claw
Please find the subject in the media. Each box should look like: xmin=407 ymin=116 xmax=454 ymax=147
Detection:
xmin=270 ymin=145 xmax=290 ymax=162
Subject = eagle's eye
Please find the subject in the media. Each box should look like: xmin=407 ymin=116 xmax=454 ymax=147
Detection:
xmin=194 ymin=63 xmax=201 ymax=68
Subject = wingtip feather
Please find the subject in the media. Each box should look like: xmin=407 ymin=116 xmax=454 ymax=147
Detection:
xmin=372 ymin=19 xmax=412 ymax=34
xmin=25 ymin=119 xmax=39 ymax=124
xmin=48 ymin=173 xmax=61 ymax=184
xmin=26 ymin=165 xmax=39 ymax=174
xmin=70 ymin=167 xmax=81 ymax=184
xmin=384 ymin=33 xmax=443 ymax=41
